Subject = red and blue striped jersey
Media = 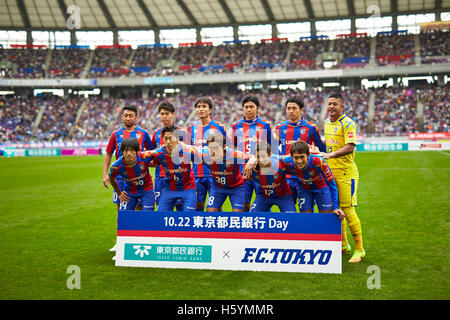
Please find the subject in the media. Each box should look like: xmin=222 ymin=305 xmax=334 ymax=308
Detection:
xmin=106 ymin=125 xmax=154 ymax=159
xmin=231 ymin=117 xmax=273 ymax=172
xmin=280 ymin=154 xmax=334 ymax=191
xmin=274 ymin=119 xmax=326 ymax=155
xmin=108 ymin=154 xmax=154 ymax=195
xmin=189 ymin=147 xmax=250 ymax=189
xmin=141 ymin=146 xmax=195 ymax=191
xmin=251 ymin=155 xmax=292 ymax=198
xmin=186 ymin=119 xmax=227 ymax=178
xmin=151 ymin=125 xmax=186 ymax=178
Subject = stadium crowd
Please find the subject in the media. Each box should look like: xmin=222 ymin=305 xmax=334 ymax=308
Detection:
xmin=375 ymin=33 xmax=415 ymax=65
xmin=1 ymin=31 xmax=450 ymax=78
xmin=49 ymin=47 xmax=90 ymax=78
xmin=421 ymin=84 xmax=449 ymax=133
xmin=372 ymin=87 xmax=419 ymax=135
xmin=1 ymin=83 xmax=449 ymax=143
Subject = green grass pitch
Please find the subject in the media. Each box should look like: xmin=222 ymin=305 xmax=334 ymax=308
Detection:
xmin=0 ymin=151 xmax=449 ymax=300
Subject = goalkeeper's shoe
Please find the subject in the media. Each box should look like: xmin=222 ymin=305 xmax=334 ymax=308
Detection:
xmin=348 ymin=249 xmax=365 ymax=263
xmin=342 ymin=243 xmax=352 ymax=254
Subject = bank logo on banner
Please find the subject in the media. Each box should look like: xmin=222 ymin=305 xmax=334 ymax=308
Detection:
xmin=124 ymin=243 xmax=212 ymax=263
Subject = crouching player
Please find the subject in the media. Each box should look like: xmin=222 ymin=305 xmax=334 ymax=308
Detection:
xmin=247 ymin=142 xmax=297 ymax=213
xmin=108 ymin=138 xmax=155 ymax=211
xmin=141 ymin=125 xmax=197 ymax=212
xmin=182 ymin=133 xmax=254 ymax=212
xmin=280 ymin=141 xmax=345 ymax=220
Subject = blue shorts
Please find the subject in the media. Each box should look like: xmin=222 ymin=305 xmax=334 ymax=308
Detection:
xmin=250 ymin=194 xmax=297 ymax=213
xmin=207 ymin=185 xmax=245 ymax=210
xmin=195 ymin=177 xmax=213 ymax=204
xmin=287 ymin=177 xmax=300 ymax=205
xmin=297 ymin=187 xmax=332 ymax=212
xmin=244 ymin=180 xmax=256 ymax=204
xmin=113 ymin=176 xmax=126 ymax=204
xmin=158 ymin=188 xmax=197 ymax=212
xmin=119 ymin=189 xmax=155 ymax=211
xmin=154 ymin=177 xmax=183 ymax=207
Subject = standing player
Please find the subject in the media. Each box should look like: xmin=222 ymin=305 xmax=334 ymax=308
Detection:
xmin=231 ymin=94 xmax=273 ymax=211
xmin=108 ymin=138 xmax=155 ymax=211
xmin=151 ymin=102 xmax=186 ymax=210
xmin=102 ymin=104 xmax=153 ymax=255
xmin=102 ymin=104 xmax=154 ymax=211
xmin=319 ymin=92 xmax=365 ymax=263
xmin=186 ymin=97 xmax=227 ymax=211
xmin=141 ymin=125 xmax=197 ymax=212
xmin=274 ymin=96 xmax=326 ymax=209
xmin=248 ymin=142 xmax=296 ymax=213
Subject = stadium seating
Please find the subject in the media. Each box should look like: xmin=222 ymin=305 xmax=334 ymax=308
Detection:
xmin=88 ymin=45 xmax=133 ymax=78
xmin=419 ymin=30 xmax=450 ymax=64
xmin=375 ymin=32 xmax=415 ymax=65
xmin=2 ymin=83 xmax=448 ymax=143
xmin=1 ymin=31 xmax=449 ymax=79
xmin=49 ymin=47 xmax=90 ymax=78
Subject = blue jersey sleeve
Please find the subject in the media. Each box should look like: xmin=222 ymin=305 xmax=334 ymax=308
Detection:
xmin=326 ymin=179 xmax=340 ymax=211
xmin=311 ymin=127 xmax=326 ymax=152
xmin=143 ymin=131 xmax=155 ymax=151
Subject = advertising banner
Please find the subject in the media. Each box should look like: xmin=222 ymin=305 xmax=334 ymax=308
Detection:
xmin=61 ymin=148 xmax=100 ymax=156
xmin=115 ymin=211 xmax=342 ymax=274
xmin=408 ymin=141 xmax=450 ymax=151
xmin=356 ymin=143 xmax=408 ymax=152
xmin=25 ymin=149 xmax=61 ymax=157
xmin=408 ymin=132 xmax=450 ymax=140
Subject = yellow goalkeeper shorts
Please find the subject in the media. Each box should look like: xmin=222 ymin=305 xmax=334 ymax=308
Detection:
xmin=334 ymin=177 xmax=358 ymax=208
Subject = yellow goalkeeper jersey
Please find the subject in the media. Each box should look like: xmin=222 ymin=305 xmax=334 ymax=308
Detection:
xmin=323 ymin=114 xmax=359 ymax=179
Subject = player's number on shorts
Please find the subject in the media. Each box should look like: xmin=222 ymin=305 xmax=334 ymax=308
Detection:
xmin=298 ymin=197 xmax=305 ymax=209
xmin=207 ymin=196 xmax=214 ymax=206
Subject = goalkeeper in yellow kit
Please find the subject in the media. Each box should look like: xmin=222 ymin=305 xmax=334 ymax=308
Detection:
xmin=319 ymin=93 xmax=365 ymax=263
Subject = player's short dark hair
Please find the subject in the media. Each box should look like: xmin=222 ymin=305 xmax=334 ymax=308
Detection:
xmin=195 ymin=97 xmax=213 ymax=110
xmin=255 ymin=141 xmax=271 ymax=155
xmin=285 ymin=96 xmax=304 ymax=109
xmin=241 ymin=94 xmax=260 ymax=108
xmin=290 ymin=140 xmax=310 ymax=157
xmin=121 ymin=104 xmax=138 ymax=116
xmin=161 ymin=125 xmax=177 ymax=136
xmin=328 ymin=92 xmax=344 ymax=103
xmin=120 ymin=138 xmax=140 ymax=153
xmin=206 ymin=132 xmax=226 ymax=147
xmin=158 ymin=101 xmax=175 ymax=114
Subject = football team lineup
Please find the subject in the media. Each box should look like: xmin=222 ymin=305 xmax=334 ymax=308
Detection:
xmin=103 ymin=93 xmax=363 ymax=263
xmin=0 ymin=145 xmax=448 ymax=299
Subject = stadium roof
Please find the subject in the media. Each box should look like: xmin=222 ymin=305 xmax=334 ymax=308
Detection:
xmin=0 ymin=0 xmax=449 ymax=30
